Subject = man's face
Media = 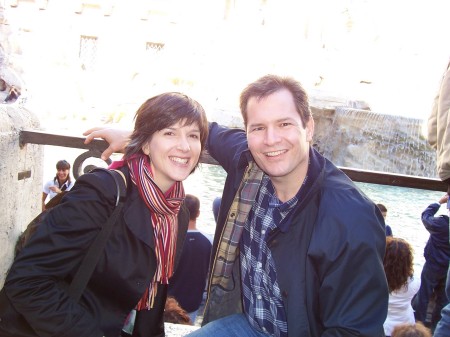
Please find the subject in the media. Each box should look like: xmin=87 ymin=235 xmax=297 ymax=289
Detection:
xmin=246 ymin=89 xmax=314 ymax=187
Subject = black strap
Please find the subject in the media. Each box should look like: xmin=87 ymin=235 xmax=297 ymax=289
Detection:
xmin=68 ymin=169 xmax=127 ymax=302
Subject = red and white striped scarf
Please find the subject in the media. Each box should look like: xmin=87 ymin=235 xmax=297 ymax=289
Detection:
xmin=127 ymin=154 xmax=184 ymax=310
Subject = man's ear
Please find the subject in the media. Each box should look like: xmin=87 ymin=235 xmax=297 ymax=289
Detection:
xmin=306 ymin=118 xmax=315 ymax=142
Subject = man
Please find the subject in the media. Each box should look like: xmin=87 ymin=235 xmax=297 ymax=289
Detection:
xmin=425 ymin=58 xmax=450 ymax=336
xmin=412 ymin=196 xmax=450 ymax=329
xmin=168 ymin=194 xmax=212 ymax=324
xmin=428 ymin=59 xmax=450 ymax=196
xmin=84 ymin=75 xmax=388 ymax=336
xmin=377 ymin=203 xmax=393 ymax=236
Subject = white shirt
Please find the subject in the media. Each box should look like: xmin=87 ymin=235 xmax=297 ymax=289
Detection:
xmin=383 ymin=276 xmax=421 ymax=336
xmin=43 ymin=178 xmax=75 ymax=202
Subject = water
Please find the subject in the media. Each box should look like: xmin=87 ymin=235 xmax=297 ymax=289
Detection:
xmin=43 ymin=148 xmax=447 ymax=276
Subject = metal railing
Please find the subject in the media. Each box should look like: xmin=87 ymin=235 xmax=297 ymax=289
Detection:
xmin=20 ymin=129 xmax=447 ymax=192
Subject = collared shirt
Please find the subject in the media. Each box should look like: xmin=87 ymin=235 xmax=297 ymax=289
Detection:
xmin=240 ymin=174 xmax=301 ymax=337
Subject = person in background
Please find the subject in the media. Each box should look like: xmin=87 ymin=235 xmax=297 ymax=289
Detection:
xmin=84 ymin=74 xmax=389 ymax=336
xmin=212 ymin=196 xmax=221 ymax=224
xmin=433 ymin=267 xmax=450 ymax=337
xmin=42 ymin=159 xmax=74 ymax=211
xmin=1 ymin=92 xmax=208 ymax=337
xmin=383 ymin=237 xmax=421 ymax=336
xmin=391 ymin=322 xmax=432 ymax=337
xmin=164 ymin=297 xmax=192 ymax=325
xmin=377 ymin=203 xmax=393 ymax=236
xmin=412 ymin=194 xmax=450 ymax=331
xmin=427 ymin=57 xmax=450 ymax=337
xmin=168 ymin=194 xmax=212 ymax=324
xmin=428 ymin=58 xmax=450 ymax=196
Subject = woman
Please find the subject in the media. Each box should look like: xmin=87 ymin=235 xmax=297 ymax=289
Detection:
xmin=1 ymin=92 xmax=208 ymax=337
xmin=383 ymin=237 xmax=421 ymax=337
xmin=42 ymin=159 xmax=74 ymax=211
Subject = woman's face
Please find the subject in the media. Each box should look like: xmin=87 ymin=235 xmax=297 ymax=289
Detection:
xmin=57 ymin=168 xmax=69 ymax=182
xmin=142 ymin=120 xmax=202 ymax=193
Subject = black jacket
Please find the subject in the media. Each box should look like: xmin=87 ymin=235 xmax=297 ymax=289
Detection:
xmin=2 ymin=168 xmax=189 ymax=337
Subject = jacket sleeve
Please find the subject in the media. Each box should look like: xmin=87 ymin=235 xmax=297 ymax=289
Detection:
xmin=421 ymin=203 xmax=447 ymax=234
xmin=312 ymin=189 xmax=388 ymax=337
xmin=4 ymin=170 xmax=117 ymax=337
xmin=206 ymin=122 xmax=248 ymax=174
xmin=428 ymin=61 xmax=450 ymax=181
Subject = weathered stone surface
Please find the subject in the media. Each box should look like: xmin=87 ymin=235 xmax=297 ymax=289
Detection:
xmin=312 ymin=106 xmax=436 ymax=178
xmin=0 ymin=104 xmax=42 ymax=287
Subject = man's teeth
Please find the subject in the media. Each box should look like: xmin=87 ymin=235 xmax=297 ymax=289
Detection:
xmin=266 ymin=150 xmax=285 ymax=157
xmin=171 ymin=157 xmax=188 ymax=164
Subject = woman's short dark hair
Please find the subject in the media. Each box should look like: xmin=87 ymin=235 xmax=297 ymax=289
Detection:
xmin=239 ymin=74 xmax=312 ymax=128
xmin=384 ymin=237 xmax=414 ymax=292
xmin=124 ymin=92 xmax=208 ymax=171
xmin=56 ymin=160 xmax=70 ymax=170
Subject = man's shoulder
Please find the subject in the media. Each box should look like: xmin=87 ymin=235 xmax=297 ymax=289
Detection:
xmin=188 ymin=230 xmax=213 ymax=244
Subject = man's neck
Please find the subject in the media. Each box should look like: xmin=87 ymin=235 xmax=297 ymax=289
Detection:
xmin=270 ymin=166 xmax=308 ymax=203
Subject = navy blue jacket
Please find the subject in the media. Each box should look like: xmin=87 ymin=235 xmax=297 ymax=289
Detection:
xmin=168 ymin=231 xmax=212 ymax=312
xmin=421 ymin=203 xmax=450 ymax=271
xmin=203 ymin=123 xmax=388 ymax=337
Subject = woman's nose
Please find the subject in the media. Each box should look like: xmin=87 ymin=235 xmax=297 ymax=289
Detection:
xmin=177 ymin=136 xmax=191 ymax=151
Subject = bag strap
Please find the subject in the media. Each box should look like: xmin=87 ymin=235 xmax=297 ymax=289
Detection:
xmin=68 ymin=168 xmax=127 ymax=302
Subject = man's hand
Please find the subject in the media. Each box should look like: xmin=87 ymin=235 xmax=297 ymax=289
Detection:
xmin=438 ymin=194 xmax=449 ymax=204
xmin=83 ymin=126 xmax=132 ymax=160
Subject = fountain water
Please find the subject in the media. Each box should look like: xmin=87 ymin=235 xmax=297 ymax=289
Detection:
xmin=312 ymin=106 xmax=436 ymax=178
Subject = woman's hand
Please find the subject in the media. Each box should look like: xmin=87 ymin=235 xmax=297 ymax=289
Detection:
xmin=83 ymin=126 xmax=132 ymax=160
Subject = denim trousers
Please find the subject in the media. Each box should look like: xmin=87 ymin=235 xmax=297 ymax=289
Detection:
xmin=185 ymin=313 xmax=270 ymax=337
xmin=412 ymin=261 xmax=449 ymax=329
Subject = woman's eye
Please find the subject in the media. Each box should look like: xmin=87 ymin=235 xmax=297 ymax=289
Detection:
xmin=190 ymin=134 xmax=200 ymax=139
xmin=280 ymin=122 xmax=291 ymax=127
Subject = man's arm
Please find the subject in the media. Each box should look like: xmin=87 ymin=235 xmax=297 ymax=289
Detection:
xmin=312 ymin=191 xmax=388 ymax=336
xmin=421 ymin=194 xmax=449 ymax=234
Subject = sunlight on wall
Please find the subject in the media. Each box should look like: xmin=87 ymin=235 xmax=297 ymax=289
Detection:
xmin=2 ymin=0 xmax=450 ymax=127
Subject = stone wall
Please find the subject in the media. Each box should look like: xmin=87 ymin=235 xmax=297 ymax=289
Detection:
xmin=312 ymin=106 xmax=437 ymax=178
xmin=0 ymin=105 xmax=42 ymax=287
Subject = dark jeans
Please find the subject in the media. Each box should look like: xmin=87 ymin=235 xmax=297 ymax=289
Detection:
xmin=412 ymin=261 xmax=449 ymax=329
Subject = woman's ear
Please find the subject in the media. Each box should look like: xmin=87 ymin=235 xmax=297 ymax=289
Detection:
xmin=142 ymin=143 xmax=150 ymax=155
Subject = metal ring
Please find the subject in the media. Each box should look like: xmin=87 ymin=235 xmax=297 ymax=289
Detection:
xmin=73 ymin=150 xmax=112 ymax=179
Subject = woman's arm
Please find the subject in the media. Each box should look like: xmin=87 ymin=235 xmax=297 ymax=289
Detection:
xmin=5 ymin=172 xmax=117 ymax=337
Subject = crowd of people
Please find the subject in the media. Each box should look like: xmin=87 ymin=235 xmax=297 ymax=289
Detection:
xmin=0 ymin=66 xmax=449 ymax=337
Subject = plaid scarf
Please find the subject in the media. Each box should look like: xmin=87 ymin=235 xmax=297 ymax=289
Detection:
xmin=127 ymin=154 xmax=184 ymax=310
xmin=211 ymin=161 xmax=264 ymax=290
